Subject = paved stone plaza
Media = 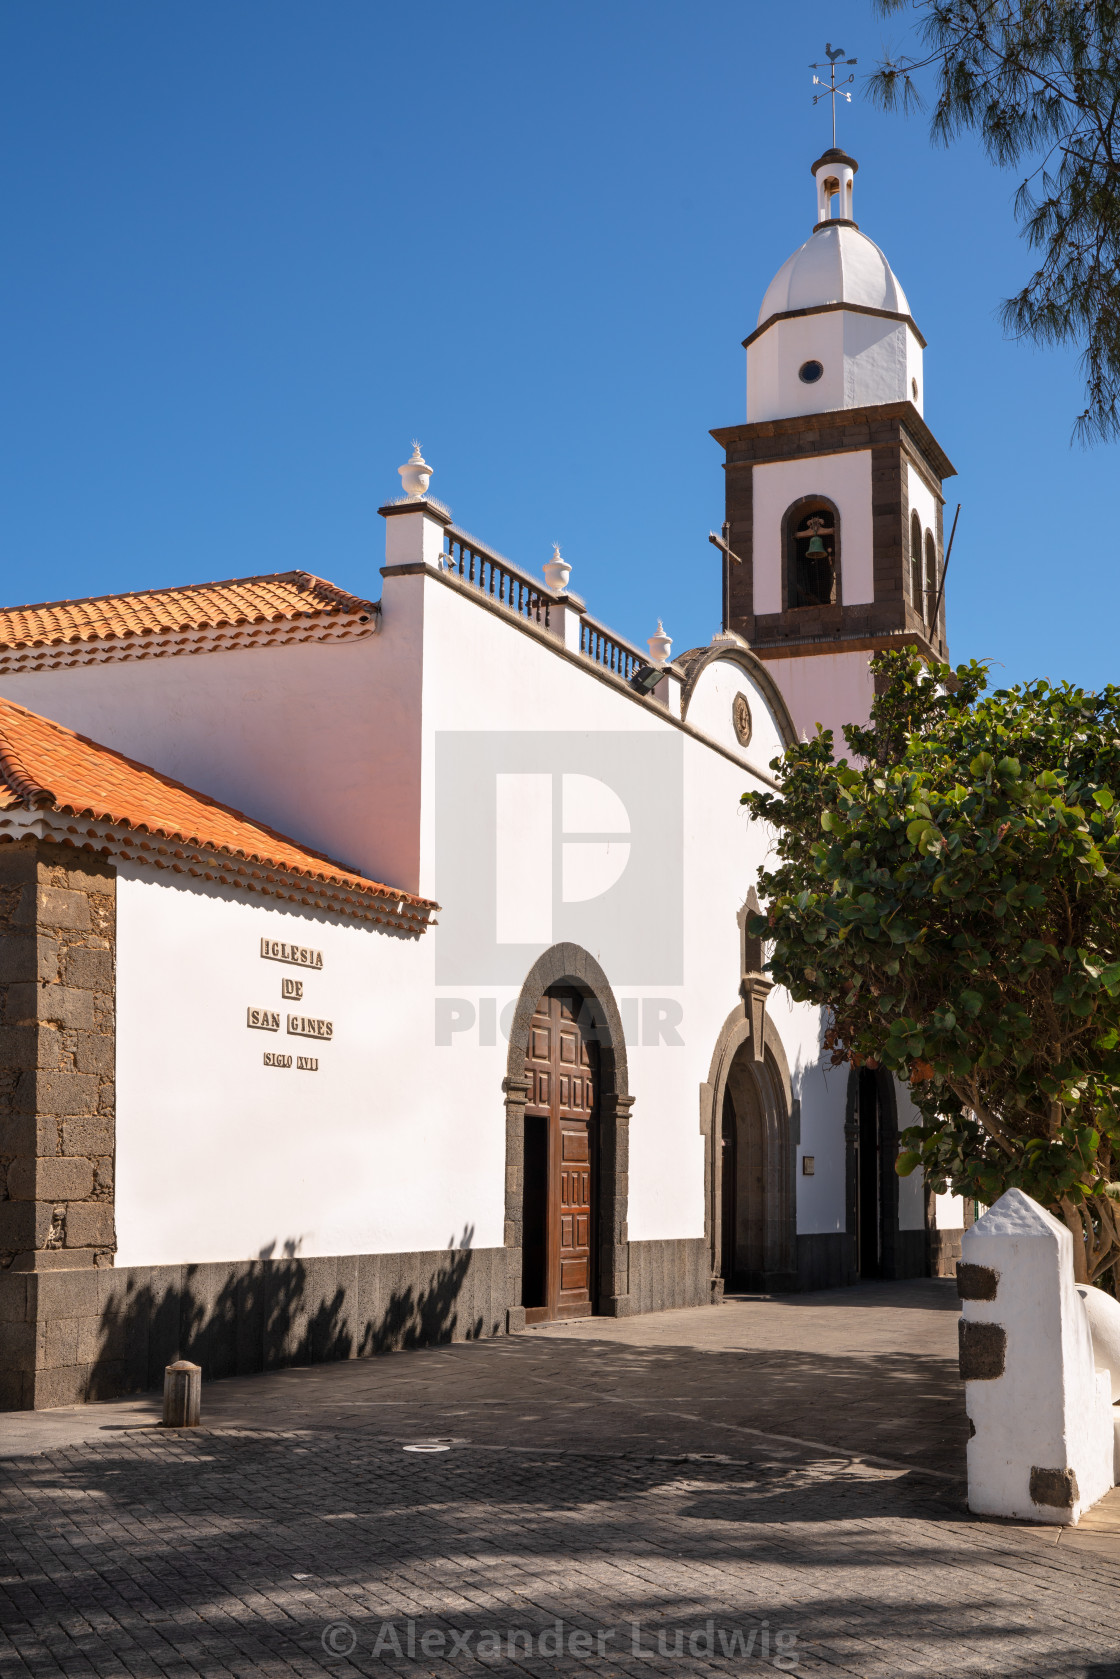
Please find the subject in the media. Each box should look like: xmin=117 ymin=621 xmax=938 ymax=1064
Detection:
xmin=1 ymin=1281 xmax=1119 ymax=1677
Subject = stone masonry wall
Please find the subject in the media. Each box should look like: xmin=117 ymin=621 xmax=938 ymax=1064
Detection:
xmin=0 ymin=838 xmax=117 ymax=1408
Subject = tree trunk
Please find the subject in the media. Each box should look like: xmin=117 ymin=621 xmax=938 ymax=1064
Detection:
xmin=1059 ymin=1198 xmax=1090 ymax=1284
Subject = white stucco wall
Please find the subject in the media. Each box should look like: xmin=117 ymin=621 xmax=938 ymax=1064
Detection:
xmin=776 ymin=993 xmax=847 ymax=1236
xmin=757 ymin=649 xmax=876 ymax=750
xmin=894 ymin=1078 xmax=927 ymax=1231
xmin=114 ymin=866 xmax=490 ymax=1267
xmin=752 ymin=451 xmax=874 ymax=615
xmin=681 ymin=655 xmax=788 ymax=773
xmin=746 ymin=310 xmax=922 ymax=424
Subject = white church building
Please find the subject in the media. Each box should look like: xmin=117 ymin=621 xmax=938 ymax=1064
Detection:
xmin=0 ymin=147 xmax=966 ymax=1409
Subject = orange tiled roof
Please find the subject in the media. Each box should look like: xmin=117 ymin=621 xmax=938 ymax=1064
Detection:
xmin=0 ymin=571 xmax=374 ymax=650
xmin=0 ymin=694 xmax=434 ymax=923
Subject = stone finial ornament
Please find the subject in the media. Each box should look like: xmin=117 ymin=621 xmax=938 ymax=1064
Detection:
xmin=542 ymin=544 xmax=572 ymax=593
xmin=648 ymin=621 xmax=672 ymax=666
xmin=398 ymin=443 xmax=433 ymax=499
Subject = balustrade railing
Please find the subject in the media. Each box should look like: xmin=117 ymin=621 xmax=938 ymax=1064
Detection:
xmin=439 ymin=524 xmax=649 ymax=686
xmin=441 ymin=526 xmax=550 ymax=630
xmin=579 ymin=616 xmax=645 ymax=683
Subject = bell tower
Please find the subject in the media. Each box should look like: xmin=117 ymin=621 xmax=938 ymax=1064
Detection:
xmin=711 ymin=149 xmax=956 ymax=744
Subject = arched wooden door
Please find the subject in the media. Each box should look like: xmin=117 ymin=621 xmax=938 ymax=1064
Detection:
xmin=716 ymin=1041 xmax=796 ymax=1292
xmin=522 ymin=989 xmax=598 ymax=1323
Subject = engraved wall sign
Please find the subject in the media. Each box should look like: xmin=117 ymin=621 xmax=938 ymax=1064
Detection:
xmin=261 ymin=939 xmax=324 ymax=969
xmin=297 ymin=1056 xmax=319 ymax=1071
xmin=247 ymin=1007 xmax=281 ymax=1031
xmin=287 ymin=1014 xmax=333 ymax=1040
xmin=281 ymin=977 xmax=304 ymax=1000
xmin=263 ymin=1052 xmax=292 ymax=1068
xmin=732 ymin=691 xmax=753 ymax=747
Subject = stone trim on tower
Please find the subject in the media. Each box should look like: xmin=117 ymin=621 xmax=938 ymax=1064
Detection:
xmin=712 ymin=401 xmax=954 ymax=664
xmin=743 ymin=301 xmax=928 ymax=352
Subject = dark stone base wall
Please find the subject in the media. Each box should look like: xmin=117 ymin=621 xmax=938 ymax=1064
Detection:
xmin=0 ymin=1245 xmax=515 ymax=1411
xmin=627 ymin=1238 xmax=709 ymax=1314
xmin=929 ymin=1227 xmax=964 ymax=1278
xmin=796 ymin=1233 xmax=856 ymax=1291
xmin=795 ymin=1229 xmax=955 ymax=1290
xmin=1 ymin=1238 xmax=717 ymax=1411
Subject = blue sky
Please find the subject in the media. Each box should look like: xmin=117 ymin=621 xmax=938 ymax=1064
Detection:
xmin=1 ymin=1 xmax=1114 ymax=694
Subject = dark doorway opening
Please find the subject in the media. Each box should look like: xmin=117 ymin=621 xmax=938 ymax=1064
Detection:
xmin=520 ymin=988 xmax=599 ymax=1323
xmin=857 ymin=1069 xmax=883 ymax=1278
xmin=521 ymin=1114 xmax=549 ymax=1311
xmin=720 ymin=1094 xmax=737 ymax=1285
xmin=722 ymin=1054 xmax=775 ymax=1289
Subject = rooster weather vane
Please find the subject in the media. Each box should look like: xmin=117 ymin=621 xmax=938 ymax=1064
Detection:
xmin=811 ymin=43 xmax=858 ymax=148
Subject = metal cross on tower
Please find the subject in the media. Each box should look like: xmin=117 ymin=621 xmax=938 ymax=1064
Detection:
xmin=810 ymin=43 xmax=857 ymax=148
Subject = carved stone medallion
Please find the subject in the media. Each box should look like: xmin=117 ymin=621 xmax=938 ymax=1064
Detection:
xmin=732 ymin=691 xmax=752 ymax=746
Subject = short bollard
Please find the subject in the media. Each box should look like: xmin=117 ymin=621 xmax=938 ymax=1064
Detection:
xmin=163 ymin=1360 xmax=202 ymax=1428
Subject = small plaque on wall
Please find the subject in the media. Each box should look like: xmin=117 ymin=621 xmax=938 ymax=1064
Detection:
xmin=247 ymin=1008 xmax=280 ymax=1031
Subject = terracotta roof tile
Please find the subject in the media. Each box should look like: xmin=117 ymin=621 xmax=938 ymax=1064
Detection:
xmin=0 ymin=694 xmax=434 ymax=920
xmin=0 ymin=571 xmax=374 ymax=650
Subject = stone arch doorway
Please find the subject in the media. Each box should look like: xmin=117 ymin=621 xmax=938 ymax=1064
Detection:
xmin=704 ymin=1008 xmax=797 ymax=1294
xmin=504 ymin=945 xmax=632 ymax=1326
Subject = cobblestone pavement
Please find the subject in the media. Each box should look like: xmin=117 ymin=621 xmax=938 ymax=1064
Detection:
xmin=2 ymin=1283 xmax=1119 ymax=1678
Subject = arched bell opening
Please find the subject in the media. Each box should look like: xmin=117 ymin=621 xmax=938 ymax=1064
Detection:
xmin=910 ymin=511 xmax=924 ymax=613
xmin=782 ymin=495 xmax=842 ymax=612
xmin=924 ymin=528 xmax=938 ymax=626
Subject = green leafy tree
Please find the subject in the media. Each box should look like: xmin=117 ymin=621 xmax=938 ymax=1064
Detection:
xmin=870 ymin=0 xmax=1120 ymax=443
xmin=743 ymin=651 xmax=1120 ymax=1282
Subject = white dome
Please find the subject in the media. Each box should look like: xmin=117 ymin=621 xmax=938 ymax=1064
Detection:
xmin=757 ymin=223 xmax=910 ymax=330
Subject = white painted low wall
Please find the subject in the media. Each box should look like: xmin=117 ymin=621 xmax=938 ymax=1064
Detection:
xmin=960 ymin=1189 xmax=1114 ymax=1525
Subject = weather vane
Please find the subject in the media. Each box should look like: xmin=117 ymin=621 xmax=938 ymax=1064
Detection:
xmin=811 ymin=43 xmax=857 ymax=149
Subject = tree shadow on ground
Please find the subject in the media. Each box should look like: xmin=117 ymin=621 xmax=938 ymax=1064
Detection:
xmin=0 ymin=1422 xmax=1109 ymax=1679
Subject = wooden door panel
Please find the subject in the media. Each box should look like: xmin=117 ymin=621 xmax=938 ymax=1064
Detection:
xmin=521 ymin=989 xmax=597 ymax=1321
